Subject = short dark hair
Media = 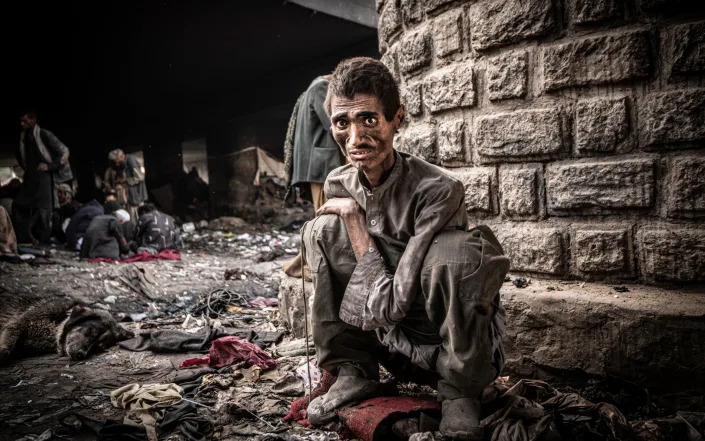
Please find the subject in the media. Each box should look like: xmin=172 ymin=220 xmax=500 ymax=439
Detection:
xmin=21 ymin=109 xmax=37 ymax=120
xmin=325 ymin=57 xmax=400 ymax=121
xmin=103 ymin=200 xmax=121 ymax=215
xmin=138 ymin=202 xmax=155 ymax=217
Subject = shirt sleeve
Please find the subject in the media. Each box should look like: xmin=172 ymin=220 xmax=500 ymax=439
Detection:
xmin=339 ymin=179 xmax=467 ymax=331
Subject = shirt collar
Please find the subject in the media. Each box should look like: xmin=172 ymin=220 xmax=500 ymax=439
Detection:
xmin=358 ymin=150 xmax=403 ymax=197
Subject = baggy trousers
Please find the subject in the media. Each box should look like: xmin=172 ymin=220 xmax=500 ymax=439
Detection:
xmin=302 ymin=214 xmax=510 ymax=401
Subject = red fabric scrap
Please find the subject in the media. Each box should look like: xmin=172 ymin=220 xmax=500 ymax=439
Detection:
xmin=337 ymin=395 xmax=441 ymax=441
xmin=283 ymin=370 xmax=337 ymax=426
xmin=89 ymin=249 xmax=181 ymax=264
xmin=178 ymin=336 xmax=277 ymax=370
xmin=248 ymin=297 xmax=279 ymax=308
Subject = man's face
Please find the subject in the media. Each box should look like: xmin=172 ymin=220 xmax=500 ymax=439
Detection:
xmin=20 ymin=114 xmax=36 ymax=131
xmin=58 ymin=189 xmax=71 ymax=205
xmin=330 ymin=93 xmax=402 ymax=175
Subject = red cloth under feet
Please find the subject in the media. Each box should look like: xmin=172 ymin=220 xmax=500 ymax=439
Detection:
xmin=283 ymin=370 xmax=337 ymax=426
xmin=179 ymin=336 xmax=277 ymax=370
xmin=89 ymin=249 xmax=181 ymax=264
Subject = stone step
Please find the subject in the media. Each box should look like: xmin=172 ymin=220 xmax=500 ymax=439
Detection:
xmin=278 ymin=272 xmax=705 ymax=396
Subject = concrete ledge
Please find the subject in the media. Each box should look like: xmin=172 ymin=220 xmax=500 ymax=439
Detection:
xmin=278 ymin=273 xmax=705 ymax=394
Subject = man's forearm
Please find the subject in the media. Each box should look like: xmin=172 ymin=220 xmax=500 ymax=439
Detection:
xmin=341 ymin=211 xmax=376 ymax=261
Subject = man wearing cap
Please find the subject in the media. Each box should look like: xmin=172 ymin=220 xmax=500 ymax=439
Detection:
xmin=105 ymin=149 xmax=147 ymax=221
xmin=301 ymin=57 xmax=509 ymax=440
xmin=51 ymin=183 xmax=80 ymax=243
xmin=14 ymin=110 xmax=73 ymax=245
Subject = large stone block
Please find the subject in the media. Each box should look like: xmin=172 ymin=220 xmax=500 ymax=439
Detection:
xmin=278 ymin=273 xmax=313 ymax=339
xmin=399 ymin=28 xmax=432 ymax=74
xmin=400 ymin=0 xmax=423 ymax=26
xmin=453 ymin=167 xmax=497 ymax=215
xmin=381 ymin=43 xmax=400 ymax=83
xmin=487 ymin=51 xmax=529 ymax=101
xmin=639 ymin=228 xmax=705 ymax=282
xmin=572 ymin=0 xmax=622 ymax=24
xmin=423 ymin=64 xmax=475 ymax=113
xmin=499 ymin=165 xmax=542 ymax=218
xmin=438 ymin=118 xmax=466 ymax=163
xmin=469 ymin=0 xmax=554 ymax=51
xmin=502 ymin=280 xmax=705 ymax=395
xmin=573 ymin=228 xmax=632 ymax=275
xmin=542 ymin=30 xmax=651 ymax=91
xmin=475 ymin=108 xmax=566 ymax=161
xmin=575 ymin=97 xmax=630 ymax=154
xmin=425 ymin=0 xmax=457 ymax=12
xmin=401 ymin=82 xmax=423 ymax=116
xmin=664 ymin=21 xmax=705 ymax=77
xmin=401 ymin=123 xmax=438 ymax=163
xmin=434 ymin=9 xmax=463 ymax=59
xmin=638 ymin=89 xmax=705 ymax=148
xmin=667 ymin=156 xmax=705 ymax=218
xmin=378 ymin=0 xmax=402 ymax=53
xmin=546 ymin=159 xmax=655 ymax=213
xmin=495 ymin=225 xmax=566 ymax=274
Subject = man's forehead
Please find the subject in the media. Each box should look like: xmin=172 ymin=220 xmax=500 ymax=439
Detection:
xmin=331 ymin=93 xmax=383 ymax=115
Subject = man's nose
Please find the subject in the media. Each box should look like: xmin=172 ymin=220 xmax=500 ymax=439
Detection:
xmin=348 ymin=124 xmax=364 ymax=147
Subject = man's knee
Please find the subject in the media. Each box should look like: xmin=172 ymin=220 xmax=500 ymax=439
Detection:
xmin=302 ymin=214 xmax=350 ymax=272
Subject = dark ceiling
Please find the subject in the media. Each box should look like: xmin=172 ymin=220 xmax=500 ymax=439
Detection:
xmin=0 ymin=0 xmax=378 ymax=158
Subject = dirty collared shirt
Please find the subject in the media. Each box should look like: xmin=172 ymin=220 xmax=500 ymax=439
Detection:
xmin=324 ymin=150 xmax=468 ymax=331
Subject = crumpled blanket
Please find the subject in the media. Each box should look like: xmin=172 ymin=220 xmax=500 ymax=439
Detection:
xmin=110 ymin=383 xmax=184 ymax=441
xmin=179 ymin=336 xmax=277 ymax=370
xmin=89 ymin=249 xmax=181 ymax=264
xmin=119 ymin=325 xmax=284 ymax=352
xmin=481 ymin=379 xmax=633 ymax=441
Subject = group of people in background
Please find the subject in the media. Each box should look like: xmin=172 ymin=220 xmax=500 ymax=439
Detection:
xmin=0 ymin=111 xmax=181 ymax=260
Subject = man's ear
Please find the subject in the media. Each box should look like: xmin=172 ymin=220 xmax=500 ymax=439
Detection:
xmin=394 ymin=105 xmax=405 ymax=130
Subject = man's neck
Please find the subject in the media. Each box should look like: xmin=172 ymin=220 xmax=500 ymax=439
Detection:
xmin=363 ymin=152 xmax=396 ymax=188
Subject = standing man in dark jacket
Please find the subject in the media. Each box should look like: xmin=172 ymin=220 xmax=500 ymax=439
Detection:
xmin=14 ymin=111 xmax=73 ymax=244
xmin=283 ymin=75 xmax=346 ymax=277
xmin=106 ymin=149 xmax=148 ymax=222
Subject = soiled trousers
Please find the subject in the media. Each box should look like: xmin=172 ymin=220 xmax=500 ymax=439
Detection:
xmin=302 ymin=214 xmax=509 ymax=401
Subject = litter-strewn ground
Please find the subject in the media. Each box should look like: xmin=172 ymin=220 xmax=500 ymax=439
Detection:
xmin=0 ymin=219 xmax=703 ymax=441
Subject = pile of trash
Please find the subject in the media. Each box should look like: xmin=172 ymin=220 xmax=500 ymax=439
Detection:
xmin=181 ymin=218 xmax=300 ymax=263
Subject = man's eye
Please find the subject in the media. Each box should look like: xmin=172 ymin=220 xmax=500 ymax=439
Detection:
xmin=334 ymin=120 xmax=349 ymax=129
xmin=363 ymin=117 xmax=377 ymax=126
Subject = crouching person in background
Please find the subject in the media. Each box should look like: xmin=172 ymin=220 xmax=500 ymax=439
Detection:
xmin=132 ymin=203 xmax=183 ymax=254
xmin=80 ymin=209 xmax=132 ymax=260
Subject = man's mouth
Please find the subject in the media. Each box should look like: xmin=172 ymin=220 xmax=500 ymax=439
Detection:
xmin=348 ymin=147 xmax=375 ymax=160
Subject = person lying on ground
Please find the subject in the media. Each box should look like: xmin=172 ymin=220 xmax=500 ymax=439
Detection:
xmin=301 ymin=57 xmax=509 ymax=441
xmin=79 ymin=209 xmax=131 ymax=260
xmin=132 ymin=202 xmax=183 ymax=254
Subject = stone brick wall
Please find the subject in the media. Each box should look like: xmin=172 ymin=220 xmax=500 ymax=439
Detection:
xmin=376 ymin=0 xmax=705 ymax=284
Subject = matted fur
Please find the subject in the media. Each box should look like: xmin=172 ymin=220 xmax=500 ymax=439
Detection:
xmin=0 ymin=294 xmax=133 ymax=363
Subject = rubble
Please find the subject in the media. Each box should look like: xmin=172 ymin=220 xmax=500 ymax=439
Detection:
xmin=1 ymin=217 xmax=703 ymax=441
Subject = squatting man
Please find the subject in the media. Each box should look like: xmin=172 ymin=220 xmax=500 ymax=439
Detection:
xmin=302 ymin=57 xmax=509 ymax=440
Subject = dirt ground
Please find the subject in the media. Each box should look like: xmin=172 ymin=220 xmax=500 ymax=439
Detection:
xmin=0 ymin=220 xmax=702 ymax=441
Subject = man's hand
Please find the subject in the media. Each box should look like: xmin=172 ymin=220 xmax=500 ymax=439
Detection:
xmin=316 ymin=197 xmax=362 ymax=219
xmin=37 ymin=163 xmax=48 ymax=171
xmin=317 ymin=197 xmax=375 ymax=260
